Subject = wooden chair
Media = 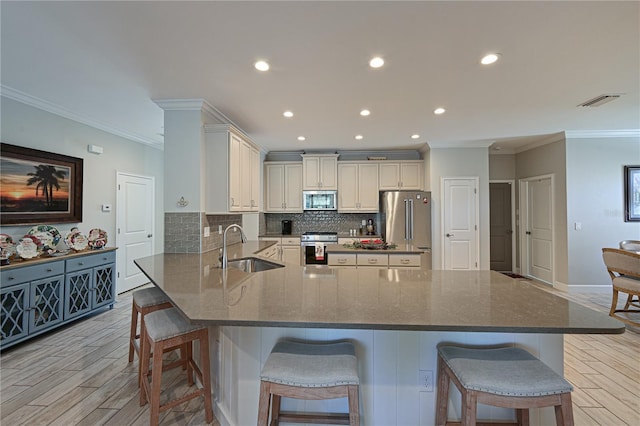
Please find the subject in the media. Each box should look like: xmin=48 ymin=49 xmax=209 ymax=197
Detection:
xmin=128 ymin=287 xmax=173 ymax=386
xmin=602 ymin=248 xmax=640 ymax=326
xmin=139 ymin=307 xmax=213 ymax=425
xmin=619 ymin=241 xmax=640 ymax=308
xmin=436 ymin=345 xmax=574 ymax=426
xmin=257 ymin=340 xmax=360 ymax=426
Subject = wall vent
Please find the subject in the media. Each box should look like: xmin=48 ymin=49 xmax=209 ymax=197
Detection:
xmin=577 ymin=94 xmax=622 ymax=107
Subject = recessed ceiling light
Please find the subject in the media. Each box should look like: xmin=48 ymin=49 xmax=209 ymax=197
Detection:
xmin=360 ymin=109 xmax=371 ymax=116
xmin=297 ymin=136 xmax=306 ymax=141
xmin=411 ymin=134 xmax=420 ymax=139
xmin=283 ymin=111 xmax=293 ymax=118
xmin=355 ymin=135 xmax=364 ymax=140
xmin=369 ymin=57 xmax=384 ymax=68
xmin=433 ymin=107 xmax=446 ymax=115
xmin=254 ymin=60 xmax=270 ymax=71
xmin=480 ymin=53 xmax=499 ymax=65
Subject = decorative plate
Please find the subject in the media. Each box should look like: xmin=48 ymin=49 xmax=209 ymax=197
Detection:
xmin=28 ymin=225 xmax=61 ymax=250
xmin=0 ymin=234 xmax=16 ymax=259
xmin=65 ymin=229 xmax=88 ymax=251
xmin=87 ymin=228 xmax=108 ymax=249
xmin=16 ymin=237 xmax=39 ymax=259
xmin=0 ymin=234 xmax=14 ymax=248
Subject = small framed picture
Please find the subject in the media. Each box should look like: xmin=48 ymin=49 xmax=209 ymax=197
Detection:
xmin=624 ymin=165 xmax=640 ymax=222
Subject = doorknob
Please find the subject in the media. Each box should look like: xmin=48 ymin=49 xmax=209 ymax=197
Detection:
xmin=147 ymin=234 xmax=153 ymax=238
xmin=526 ymin=231 xmax=531 ymax=235
xmin=446 ymin=233 xmax=454 ymax=237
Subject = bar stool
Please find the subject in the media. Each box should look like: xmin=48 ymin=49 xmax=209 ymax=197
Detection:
xmin=128 ymin=287 xmax=173 ymax=384
xmin=257 ymin=340 xmax=360 ymax=426
xmin=436 ymin=345 xmax=574 ymax=426
xmin=139 ymin=307 xmax=213 ymax=425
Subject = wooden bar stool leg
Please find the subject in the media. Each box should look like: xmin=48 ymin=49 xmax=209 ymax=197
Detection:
xmin=257 ymin=381 xmax=271 ymax=425
xmin=149 ymin=340 xmax=164 ymax=426
xmin=139 ymin=326 xmax=151 ymax=406
xmin=435 ymin=357 xmax=450 ymax=426
xmin=555 ymin=393 xmax=574 ymax=426
xmin=129 ymin=302 xmax=138 ymax=362
xmin=348 ymin=384 xmax=360 ymax=426
xmin=199 ymin=330 xmax=214 ymax=424
xmin=517 ymin=408 xmax=530 ymax=426
xmin=270 ymin=394 xmax=281 ymax=426
xmin=461 ymin=389 xmax=477 ymax=426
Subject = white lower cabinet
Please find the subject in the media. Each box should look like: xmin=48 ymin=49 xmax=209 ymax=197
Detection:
xmin=388 ymin=253 xmax=421 ymax=268
xmin=259 ymin=237 xmax=301 ymax=265
xmin=327 ymin=251 xmax=421 ymax=268
xmin=281 ymin=237 xmax=301 ymax=265
xmin=357 ymin=253 xmax=389 ymax=268
xmin=327 ymin=253 xmax=357 ymax=268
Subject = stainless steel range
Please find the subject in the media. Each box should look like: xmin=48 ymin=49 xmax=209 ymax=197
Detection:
xmin=300 ymin=231 xmax=338 ymax=265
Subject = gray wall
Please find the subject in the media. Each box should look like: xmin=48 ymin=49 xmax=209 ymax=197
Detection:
xmin=489 ymin=154 xmax=516 ymax=180
xmin=565 ymin=136 xmax=640 ymax=289
xmin=429 ymin=147 xmax=490 ymax=269
xmin=515 ymin=138 xmax=568 ymax=286
xmin=0 ymin=97 xmax=165 ymax=253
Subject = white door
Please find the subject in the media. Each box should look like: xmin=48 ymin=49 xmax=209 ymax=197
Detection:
xmin=116 ymin=173 xmax=155 ymax=294
xmin=520 ymin=176 xmax=554 ymax=283
xmin=442 ymin=177 xmax=479 ymax=270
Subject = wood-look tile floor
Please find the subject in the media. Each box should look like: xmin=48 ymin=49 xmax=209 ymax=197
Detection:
xmin=1 ymin=281 xmax=638 ymax=425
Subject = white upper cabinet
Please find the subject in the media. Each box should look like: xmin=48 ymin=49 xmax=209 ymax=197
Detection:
xmin=264 ymin=162 xmax=303 ymax=212
xmin=205 ymin=125 xmax=261 ymax=213
xmin=337 ymin=162 xmax=379 ymax=212
xmin=301 ymin=154 xmax=338 ymax=190
xmin=378 ymin=161 xmax=423 ymax=190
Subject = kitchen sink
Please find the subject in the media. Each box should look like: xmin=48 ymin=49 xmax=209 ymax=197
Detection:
xmin=226 ymin=257 xmax=284 ymax=273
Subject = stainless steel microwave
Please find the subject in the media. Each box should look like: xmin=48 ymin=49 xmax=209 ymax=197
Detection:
xmin=303 ymin=190 xmax=337 ymax=211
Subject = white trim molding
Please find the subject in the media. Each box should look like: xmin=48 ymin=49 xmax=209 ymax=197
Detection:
xmin=1 ymin=85 xmax=163 ymax=149
xmin=153 ymin=98 xmax=238 ymax=129
xmin=565 ymin=129 xmax=640 ymax=139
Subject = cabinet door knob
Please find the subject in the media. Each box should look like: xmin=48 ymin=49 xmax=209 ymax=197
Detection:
xmin=46 ymin=268 xmax=53 ymax=272
xmin=446 ymin=233 xmax=454 ymax=237
xmin=147 ymin=234 xmax=153 ymax=238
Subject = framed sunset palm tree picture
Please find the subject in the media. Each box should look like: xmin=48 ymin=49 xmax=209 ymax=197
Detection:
xmin=0 ymin=143 xmax=83 ymax=225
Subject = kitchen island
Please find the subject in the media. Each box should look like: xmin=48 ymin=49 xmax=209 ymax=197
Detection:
xmin=134 ymin=242 xmax=623 ymax=426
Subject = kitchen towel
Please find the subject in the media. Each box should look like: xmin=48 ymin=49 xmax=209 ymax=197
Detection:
xmin=315 ymin=243 xmax=325 ymax=260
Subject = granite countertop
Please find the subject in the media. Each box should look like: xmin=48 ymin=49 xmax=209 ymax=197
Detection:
xmin=134 ymin=242 xmax=624 ymax=334
xmin=326 ymin=243 xmax=426 ymax=255
xmin=1 ymin=247 xmax=117 ymax=271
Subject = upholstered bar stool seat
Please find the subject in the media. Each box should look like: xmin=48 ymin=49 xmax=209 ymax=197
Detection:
xmin=436 ymin=345 xmax=574 ymax=426
xmin=258 ymin=340 xmax=360 ymax=426
xmin=129 ymin=287 xmax=173 ymax=384
xmin=140 ymin=307 xmax=213 ymax=425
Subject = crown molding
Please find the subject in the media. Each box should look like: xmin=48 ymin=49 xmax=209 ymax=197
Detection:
xmin=564 ymin=129 xmax=640 ymax=139
xmin=1 ymin=85 xmax=163 ymax=149
xmin=427 ymin=139 xmax=495 ymax=149
xmin=153 ymin=98 xmax=237 ymax=127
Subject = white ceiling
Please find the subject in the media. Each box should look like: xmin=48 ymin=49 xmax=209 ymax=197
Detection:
xmin=2 ymin=1 xmax=639 ymax=154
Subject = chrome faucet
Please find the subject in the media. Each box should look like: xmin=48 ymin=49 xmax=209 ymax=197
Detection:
xmin=220 ymin=224 xmax=247 ymax=268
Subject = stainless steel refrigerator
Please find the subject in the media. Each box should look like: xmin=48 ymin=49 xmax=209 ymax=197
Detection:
xmin=380 ymin=191 xmax=432 ymax=269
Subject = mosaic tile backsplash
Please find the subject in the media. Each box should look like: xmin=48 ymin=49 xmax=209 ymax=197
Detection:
xmin=165 ymin=213 xmax=243 ymax=253
xmin=261 ymin=211 xmax=380 ymax=235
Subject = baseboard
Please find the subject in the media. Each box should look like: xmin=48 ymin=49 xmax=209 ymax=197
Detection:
xmin=557 ymin=282 xmax=611 ymax=294
xmin=214 ymin=401 xmax=233 ymax=426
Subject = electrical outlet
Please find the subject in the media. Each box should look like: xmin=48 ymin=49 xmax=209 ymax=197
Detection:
xmin=218 ymin=225 xmax=223 ymax=234
xmin=204 ymin=226 xmax=210 ymax=237
xmin=418 ymin=369 xmax=433 ymax=392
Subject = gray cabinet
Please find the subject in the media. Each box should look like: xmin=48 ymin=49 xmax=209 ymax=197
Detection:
xmin=1 ymin=249 xmax=115 ymax=349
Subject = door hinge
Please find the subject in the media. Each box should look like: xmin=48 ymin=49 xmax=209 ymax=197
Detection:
xmin=474 ymin=188 xmax=477 ymax=194
xmin=475 ymin=225 xmax=477 ymax=231
xmin=118 ymin=228 xmax=120 ymax=234
xmin=118 ymin=184 xmax=120 ymax=190
xmin=117 ymin=272 xmax=120 ymax=278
